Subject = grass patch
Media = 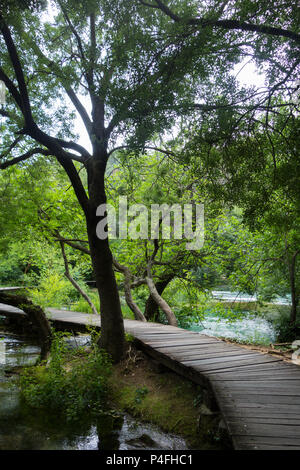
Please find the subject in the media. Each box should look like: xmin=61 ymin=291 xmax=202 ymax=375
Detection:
xmin=107 ymin=345 xmax=232 ymax=450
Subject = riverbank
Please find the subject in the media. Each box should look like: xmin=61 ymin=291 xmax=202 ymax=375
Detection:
xmin=107 ymin=343 xmax=232 ymax=450
xmin=220 ymin=337 xmax=296 ymax=363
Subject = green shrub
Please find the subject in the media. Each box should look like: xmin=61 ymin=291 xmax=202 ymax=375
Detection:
xmin=173 ymin=305 xmax=204 ymax=329
xmin=29 ymin=271 xmax=72 ymax=309
xmin=273 ymin=315 xmax=300 ymax=343
xmin=19 ymin=332 xmax=112 ymax=422
xmin=134 ymin=386 xmax=149 ymax=404
xmin=71 ymin=290 xmax=100 ymax=314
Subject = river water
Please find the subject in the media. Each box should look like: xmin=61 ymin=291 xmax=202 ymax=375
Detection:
xmin=188 ymin=290 xmax=287 ymax=344
xmin=189 ymin=312 xmax=276 ymax=344
xmin=211 ymin=290 xmax=291 ymax=305
xmin=0 ymin=330 xmax=187 ymax=450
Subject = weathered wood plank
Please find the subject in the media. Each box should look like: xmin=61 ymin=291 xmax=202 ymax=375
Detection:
xmin=233 ymin=435 xmax=300 ymax=449
xmin=188 ymin=357 xmax=282 ymax=373
xmin=181 ymin=352 xmax=262 ymax=365
xmin=0 ymin=303 xmax=27 ymax=316
xmin=162 ymin=350 xmax=259 ymax=362
xmin=229 ymin=422 xmax=300 ymax=438
xmin=227 ymin=417 xmax=300 ymax=425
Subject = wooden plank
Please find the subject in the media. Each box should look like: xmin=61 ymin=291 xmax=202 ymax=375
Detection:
xmin=164 ymin=350 xmax=260 ymax=362
xmin=210 ymin=371 xmax=299 ymax=381
xmin=233 ymin=435 xmax=300 ymax=448
xmin=218 ymin=390 xmax=300 ymax=400
xmin=188 ymin=357 xmax=282 ymax=373
xmin=155 ymin=342 xmax=238 ymax=351
xmin=229 ymin=422 xmax=300 ymax=438
xmin=143 ymin=339 xmax=220 ymax=348
xmin=133 ymin=334 xmax=196 ymax=341
xmin=203 ymin=361 xmax=284 ymax=375
xmin=214 ymin=382 xmax=300 ymax=393
xmin=227 ymin=416 xmax=300 ymax=425
xmin=227 ymin=417 xmax=300 ymax=425
xmin=220 ymin=395 xmax=300 ymax=406
xmin=0 ymin=303 xmax=27 ymax=316
xmin=0 ymin=286 xmax=26 ymax=292
xmin=181 ymin=352 xmax=262 ymax=365
xmin=221 ymin=401 xmax=300 ymax=413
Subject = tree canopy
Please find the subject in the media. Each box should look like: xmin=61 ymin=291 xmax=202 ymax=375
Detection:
xmin=0 ymin=0 xmax=299 ymax=360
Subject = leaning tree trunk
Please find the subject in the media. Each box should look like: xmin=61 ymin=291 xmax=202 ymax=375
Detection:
xmin=113 ymin=258 xmax=146 ymax=322
xmin=144 ymin=277 xmax=173 ymax=321
xmin=86 ymin=157 xmax=125 ymax=362
xmin=146 ymin=263 xmax=177 ymax=327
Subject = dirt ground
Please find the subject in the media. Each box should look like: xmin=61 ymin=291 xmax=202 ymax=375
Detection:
xmin=220 ymin=337 xmax=297 ymax=364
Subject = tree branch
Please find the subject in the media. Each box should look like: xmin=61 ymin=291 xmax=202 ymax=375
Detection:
xmin=0 ymin=66 xmax=24 ymax=112
xmin=144 ymin=0 xmax=300 ymax=43
xmin=0 ymin=14 xmax=35 ymax=124
xmin=65 ymin=88 xmax=92 ymax=136
xmin=59 ymin=240 xmax=98 ymax=315
xmin=0 ymin=147 xmax=52 ymax=170
xmin=55 ymin=155 xmax=90 ymax=215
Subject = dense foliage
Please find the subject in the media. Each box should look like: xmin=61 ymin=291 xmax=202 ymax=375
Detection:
xmin=0 ymin=1 xmax=299 ymax=349
xmin=20 ymin=331 xmax=112 ymax=421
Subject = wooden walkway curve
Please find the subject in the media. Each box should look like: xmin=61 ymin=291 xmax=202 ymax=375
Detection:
xmin=1 ymin=304 xmax=300 ymax=450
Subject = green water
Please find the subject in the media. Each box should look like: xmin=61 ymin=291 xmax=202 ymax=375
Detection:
xmin=189 ymin=311 xmax=276 ymax=344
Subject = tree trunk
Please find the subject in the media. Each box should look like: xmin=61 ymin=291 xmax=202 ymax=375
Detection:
xmin=113 ymin=259 xmax=146 ymax=322
xmin=86 ymin=156 xmax=125 ymax=362
xmin=144 ymin=277 xmax=173 ymax=321
xmin=145 ymin=265 xmax=177 ymax=327
xmin=289 ymin=250 xmax=300 ymax=323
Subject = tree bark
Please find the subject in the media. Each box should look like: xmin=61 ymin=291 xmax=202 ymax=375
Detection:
xmin=144 ymin=277 xmax=173 ymax=321
xmin=146 ymin=264 xmax=177 ymax=327
xmin=113 ymin=259 xmax=146 ymax=322
xmin=86 ymin=157 xmax=125 ymax=362
xmin=289 ymin=250 xmax=300 ymax=323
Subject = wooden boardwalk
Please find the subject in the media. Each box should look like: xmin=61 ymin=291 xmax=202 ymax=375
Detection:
xmin=1 ymin=304 xmax=300 ymax=450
